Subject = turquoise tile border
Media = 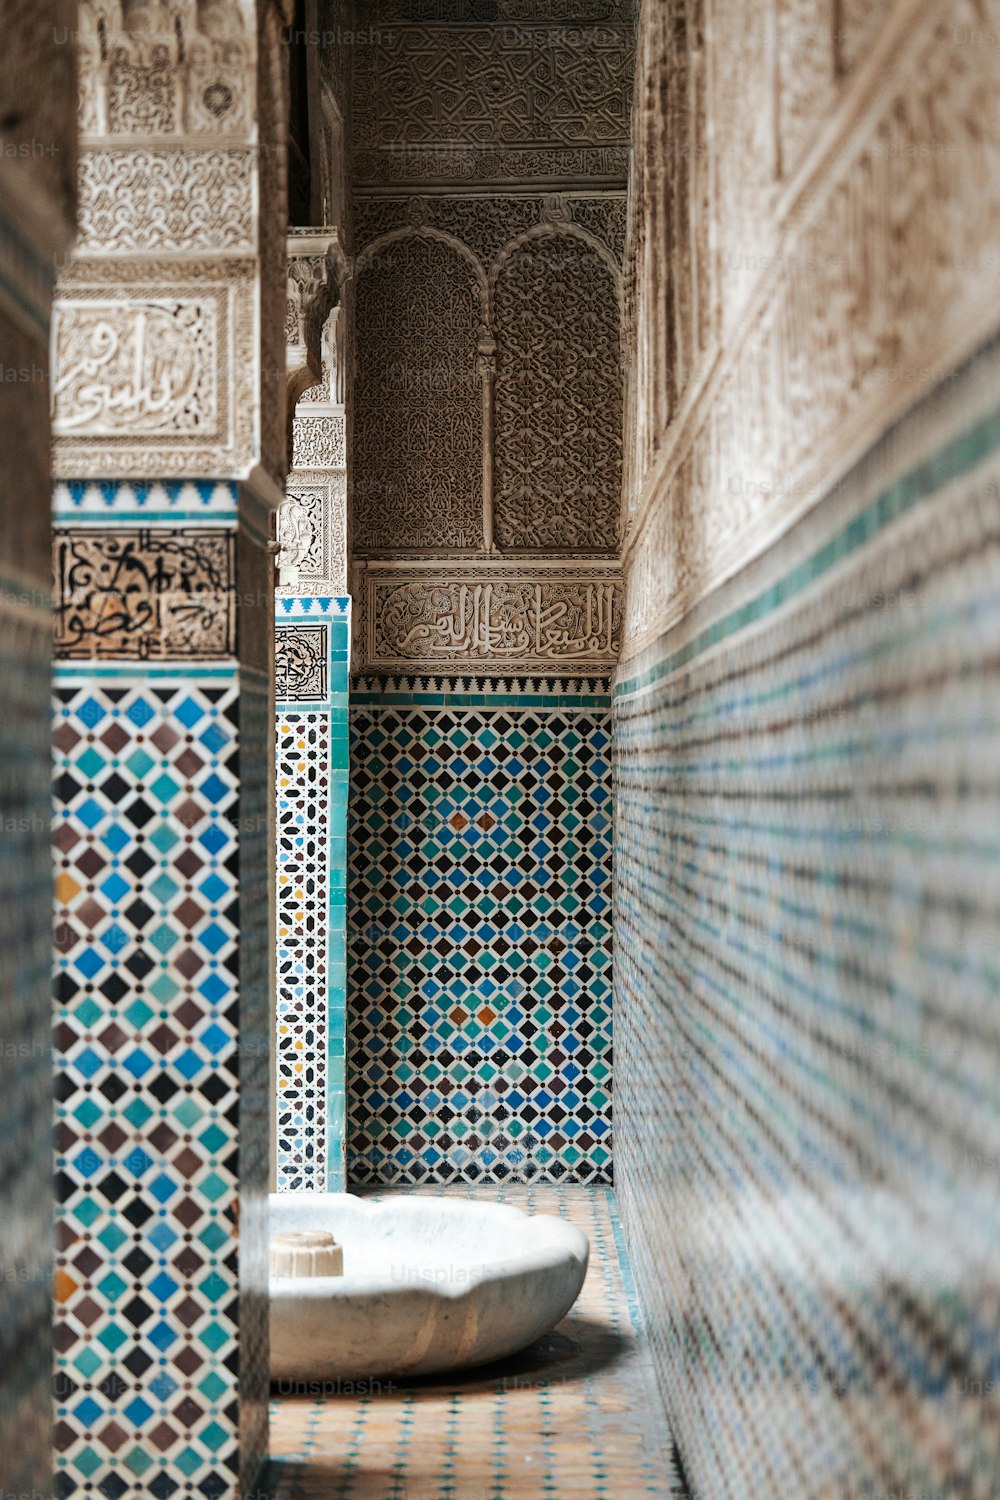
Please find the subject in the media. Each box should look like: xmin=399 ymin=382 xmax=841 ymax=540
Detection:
xmin=351 ymin=690 xmax=612 ymax=709
xmin=53 ymin=479 xmax=239 ymax=523
xmin=616 ymin=404 xmax=1000 ymax=701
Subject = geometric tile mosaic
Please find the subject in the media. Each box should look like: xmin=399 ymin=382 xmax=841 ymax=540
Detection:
xmin=347 ymin=698 xmax=613 ymax=1185
xmin=52 ymin=675 xmax=259 ymax=1498
xmin=276 ymin=711 xmax=331 ymax=1188
xmin=267 ymin=1186 xmax=684 ymax=1499
xmin=275 ymin=599 xmax=350 ymax=1191
xmin=614 ymin=382 xmax=1000 ymax=1497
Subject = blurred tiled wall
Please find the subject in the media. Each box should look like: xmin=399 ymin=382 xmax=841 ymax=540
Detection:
xmin=615 ymin=337 xmax=1000 ymax=1497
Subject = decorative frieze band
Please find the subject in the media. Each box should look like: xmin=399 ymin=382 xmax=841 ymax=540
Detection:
xmin=352 ymin=672 xmax=612 ymax=697
xmin=76 ymin=149 xmax=257 ymax=254
xmin=354 ymin=561 xmax=622 ymax=674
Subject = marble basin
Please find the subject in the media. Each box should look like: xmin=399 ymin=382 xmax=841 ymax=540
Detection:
xmin=268 ymin=1192 xmax=589 ymax=1381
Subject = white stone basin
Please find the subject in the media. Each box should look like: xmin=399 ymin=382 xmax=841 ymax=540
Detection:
xmin=268 ymin=1192 xmax=590 ymax=1381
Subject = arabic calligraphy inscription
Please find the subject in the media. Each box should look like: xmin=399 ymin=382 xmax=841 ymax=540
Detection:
xmin=53 ymin=527 xmax=235 ymax=659
xmin=52 ymin=300 xmax=218 ymax=437
xmin=369 ymin=576 xmax=621 ymax=669
xmin=276 ymin=625 xmax=328 ymax=702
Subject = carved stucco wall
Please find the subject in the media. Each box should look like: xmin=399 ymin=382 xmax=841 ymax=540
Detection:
xmin=50 ymin=5 xmax=291 ymax=1496
xmin=355 ymin=231 xmax=485 ymax=552
xmin=616 ymin=0 xmax=1000 ymax=1495
xmin=0 ymin=7 xmax=78 ymax=1493
xmin=349 ymin=3 xmax=634 ymax=680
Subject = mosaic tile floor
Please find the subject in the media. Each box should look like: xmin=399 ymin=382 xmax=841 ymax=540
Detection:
xmin=267 ymin=1186 xmax=684 ymax=1499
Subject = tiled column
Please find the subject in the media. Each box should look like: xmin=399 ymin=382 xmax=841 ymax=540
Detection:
xmin=49 ymin=3 xmax=290 ymax=1494
xmin=0 ymin=5 xmax=77 ymax=1490
xmin=275 ymin=596 xmax=350 ymax=1190
xmin=274 ymin=235 xmax=351 ymax=1191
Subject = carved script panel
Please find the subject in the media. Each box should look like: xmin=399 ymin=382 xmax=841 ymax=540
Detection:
xmin=363 ymin=568 xmax=621 ymax=671
xmin=276 ymin=624 xmax=328 ymax=701
xmin=52 ymin=299 xmax=217 ymax=437
xmin=494 ymin=233 xmax=622 ymax=550
xmin=53 ymin=527 xmax=235 ymax=659
xmin=52 ymin=260 xmax=257 ymax=480
xmin=354 ymin=235 xmax=484 ymax=550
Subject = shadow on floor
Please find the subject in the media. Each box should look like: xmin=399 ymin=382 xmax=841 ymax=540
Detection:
xmin=269 ymin=1313 xmax=634 ymax=1402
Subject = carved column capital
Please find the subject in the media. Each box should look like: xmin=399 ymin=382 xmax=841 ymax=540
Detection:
xmin=285 ymin=237 xmax=347 ymax=465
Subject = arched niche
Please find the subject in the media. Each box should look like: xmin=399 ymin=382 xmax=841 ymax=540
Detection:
xmin=492 ymin=228 xmax=623 ymax=551
xmin=354 ymin=230 xmax=487 ymax=552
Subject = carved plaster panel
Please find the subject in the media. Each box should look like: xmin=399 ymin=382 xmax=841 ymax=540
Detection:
xmin=356 ymin=561 xmax=622 ymax=673
xmin=354 ymin=26 xmax=631 ymax=152
xmin=276 ymin=473 xmax=348 ymax=595
xmin=52 ymin=259 xmax=257 ymax=480
xmin=493 ymin=230 xmax=622 ymax=550
xmin=354 ymin=233 xmax=485 ymax=551
xmin=292 ymin=412 xmax=347 ymax=471
xmin=353 ymin=21 xmax=632 ymax=185
xmin=80 ymin=0 xmax=256 ymax=140
xmin=777 ymin=0 xmax=837 ymax=178
xmin=77 ymin=149 xmax=256 ymax=252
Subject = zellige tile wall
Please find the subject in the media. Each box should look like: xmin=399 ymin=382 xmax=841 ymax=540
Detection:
xmin=614 ymin=341 xmax=1000 ymax=1499
xmin=347 ymin=683 xmax=613 ymax=1185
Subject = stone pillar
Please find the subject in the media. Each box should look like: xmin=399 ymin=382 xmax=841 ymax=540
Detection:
xmin=274 ymin=233 xmax=351 ymax=1192
xmin=0 ymin=5 xmax=78 ymax=1493
xmin=50 ymin=3 xmax=289 ymax=1494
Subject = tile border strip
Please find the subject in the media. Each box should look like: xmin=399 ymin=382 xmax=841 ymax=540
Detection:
xmin=616 ymin=403 xmax=1000 ymax=703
